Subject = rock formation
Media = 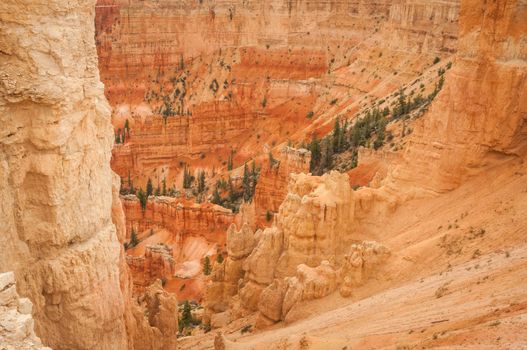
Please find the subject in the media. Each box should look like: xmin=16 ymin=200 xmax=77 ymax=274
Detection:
xmin=201 ymin=170 xmax=390 ymax=329
xmin=275 ymin=171 xmax=355 ymax=276
xmin=0 ymin=0 xmax=128 ymax=347
xmin=339 ymin=241 xmax=390 ymax=297
xmin=253 ymin=147 xmax=311 ymax=227
xmin=126 ymin=244 xmax=175 ymax=295
xmin=203 ymin=223 xmax=256 ymax=325
xmin=0 ymin=272 xmax=51 ymax=350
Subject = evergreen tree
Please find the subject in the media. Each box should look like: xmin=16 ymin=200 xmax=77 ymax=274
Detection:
xmin=203 ymin=256 xmax=212 ymax=275
xmin=211 ymin=187 xmax=222 ymax=205
xmin=268 ymin=152 xmax=277 ymax=169
xmin=179 ymin=54 xmax=185 ymax=70
xmin=180 ymin=300 xmax=192 ymax=329
xmin=309 ymin=135 xmax=321 ymax=173
xmin=197 ymin=171 xmax=206 ymax=193
xmin=130 ymin=228 xmax=139 ymax=247
xmin=183 ymin=166 xmax=194 ymax=189
xmin=323 ymin=138 xmax=333 ymax=169
xmin=332 ymin=117 xmax=342 ymax=153
xmin=162 ymin=178 xmax=167 ymax=196
xmin=124 ymin=119 xmax=130 ymax=136
xmin=250 ymin=161 xmax=259 ymax=196
xmin=227 ymin=150 xmax=234 ymax=171
xmin=146 ymin=178 xmax=153 ymax=197
xmin=242 ymin=163 xmax=251 ymax=202
xmin=216 ymin=253 xmax=224 ymax=264
xmin=137 ymin=188 xmax=148 ymax=211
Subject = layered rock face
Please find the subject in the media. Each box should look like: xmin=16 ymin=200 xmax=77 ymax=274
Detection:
xmin=0 ymin=1 xmax=177 ymax=349
xmin=390 ymin=0 xmax=527 ymax=193
xmin=95 ymin=0 xmax=460 ymax=189
xmin=122 ymin=196 xmax=234 ymax=241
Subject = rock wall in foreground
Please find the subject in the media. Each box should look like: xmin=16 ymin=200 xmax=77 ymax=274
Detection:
xmin=0 ymin=1 xmax=177 ymax=349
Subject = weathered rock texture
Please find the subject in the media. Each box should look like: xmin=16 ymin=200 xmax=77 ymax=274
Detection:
xmin=339 ymin=241 xmax=390 ymax=297
xmin=203 ymin=223 xmax=256 ymax=324
xmin=275 ymin=171 xmax=355 ymax=276
xmin=0 ymin=1 xmax=127 ymax=348
xmin=203 ymin=171 xmax=388 ymax=328
xmin=253 ymin=147 xmax=311 ymax=227
xmin=0 ymin=272 xmax=51 ymax=350
xmin=0 ymin=1 xmax=177 ymax=349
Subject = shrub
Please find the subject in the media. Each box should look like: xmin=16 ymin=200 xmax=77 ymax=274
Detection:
xmin=241 ymin=325 xmax=252 ymax=334
xmin=433 ymin=56 xmax=441 ymax=64
xmin=266 ymin=210 xmax=272 ymax=222
xmin=209 ymin=79 xmax=219 ymax=93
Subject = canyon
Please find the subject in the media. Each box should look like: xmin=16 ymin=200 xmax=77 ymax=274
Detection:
xmin=0 ymin=0 xmax=525 ymax=350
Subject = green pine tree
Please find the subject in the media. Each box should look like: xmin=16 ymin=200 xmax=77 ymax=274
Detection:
xmin=198 ymin=171 xmax=206 ymax=193
xmin=162 ymin=178 xmax=167 ymax=196
xmin=242 ymin=163 xmax=251 ymax=201
xmin=309 ymin=135 xmax=321 ymax=173
xmin=130 ymin=228 xmax=139 ymax=247
xmin=180 ymin=300 xmax=192 ymax=328
xmin=146 ymin=178 xmax=153 ymax=197
xmin=137 ymin=188 xmax=147 ymax=211
xmin=203 ymin=256 xmax=212 ymax=275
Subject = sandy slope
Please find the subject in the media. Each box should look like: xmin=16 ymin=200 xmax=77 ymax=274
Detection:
xmin=179 ymin=157 xmax=527 ymax=349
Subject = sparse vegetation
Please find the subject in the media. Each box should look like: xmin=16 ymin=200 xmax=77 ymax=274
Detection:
xmin=211 ymin=162 xmax=260 ymax=213
xmin=240 ymin=324 xmax=252 ymax=334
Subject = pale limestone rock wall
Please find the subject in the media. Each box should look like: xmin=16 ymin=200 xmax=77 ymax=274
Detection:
xmin=0 ymin=0 xmax=127 ymax=348
xmin=0 ymin=272 xmax=51 ymax=350
xmin=0 ymin=1 xmax=177 ymax=349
